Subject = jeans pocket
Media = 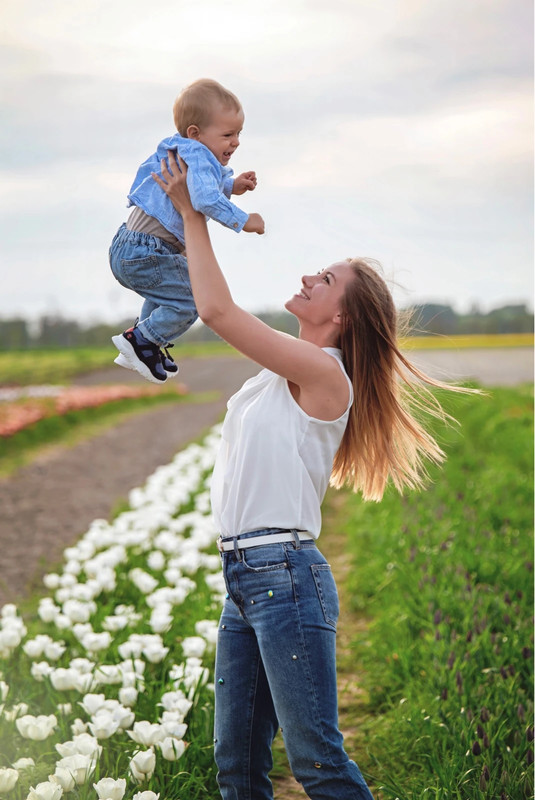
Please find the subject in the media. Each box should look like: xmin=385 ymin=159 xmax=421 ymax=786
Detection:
xmin=240 ymin=545 xmax=288 ymax=573
xmin=311 ymin=564 xmax=339 ymax=628
xmin=121 ymin=255 xmax=162 ymax=290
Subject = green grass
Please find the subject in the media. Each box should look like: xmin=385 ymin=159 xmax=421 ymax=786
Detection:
xmin=338 ymin=385 xmax=534 ymax=799
xmin=0 ymin=342 xmax=235 ymax=386
xmin=0 ymin=391 xmax=215 ymax=477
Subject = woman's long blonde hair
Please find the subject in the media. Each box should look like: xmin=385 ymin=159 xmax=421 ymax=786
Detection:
xmin=331 ymin=258 xmax=472 ymax=501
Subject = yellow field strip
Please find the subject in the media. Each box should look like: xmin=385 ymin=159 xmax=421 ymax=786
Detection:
xmin=401 ymin=333 xmax=534 ymax=350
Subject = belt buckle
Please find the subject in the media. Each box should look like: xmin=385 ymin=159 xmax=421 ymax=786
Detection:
xmin=216 ymin=536 xmax=224 ymax=553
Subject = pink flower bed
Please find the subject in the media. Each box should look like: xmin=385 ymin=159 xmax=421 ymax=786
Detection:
xmin=0 ymin=384 xmax=187 ymax=437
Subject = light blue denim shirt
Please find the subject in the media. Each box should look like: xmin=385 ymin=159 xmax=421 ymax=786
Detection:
xmin=127 ymin=133 xmax=249 ymax=243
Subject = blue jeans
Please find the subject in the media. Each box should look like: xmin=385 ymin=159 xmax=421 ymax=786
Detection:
xmin=109 ymin=224 xmax=198 ymax=346
xmin=214 ymin=529 xmax=374 ymax=800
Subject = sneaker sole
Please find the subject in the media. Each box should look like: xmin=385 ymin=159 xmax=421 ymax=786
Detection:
xmin=116 ymin=350 xmax=178 ymax=377
xmin=114 ymin=353 xmax=136 ymax=371
xmin=111 ymin=334 xmax=167 ymax=384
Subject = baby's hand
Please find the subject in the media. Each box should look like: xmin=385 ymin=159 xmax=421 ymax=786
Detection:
xmin=243 ymin=213 xmax=265 ymax=235
xmin=233 ymin=171 xmax=257 ymax=195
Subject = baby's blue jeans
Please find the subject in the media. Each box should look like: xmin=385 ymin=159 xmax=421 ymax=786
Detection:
xmin=109 ymin=224 xmax=197 ymax=346
xmin=215 ymin=529 xmax=374 ymax=800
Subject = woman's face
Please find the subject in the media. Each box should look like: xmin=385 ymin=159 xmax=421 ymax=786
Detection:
xmin=285 ymin=261 xmax=354 ymax=325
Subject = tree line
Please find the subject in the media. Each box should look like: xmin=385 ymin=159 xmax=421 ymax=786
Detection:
xmin=0 ymin=303 xmax=532 ymax=350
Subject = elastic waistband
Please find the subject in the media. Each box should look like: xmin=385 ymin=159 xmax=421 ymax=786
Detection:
xmin=217 ymin=529 xmax=314 ymax=553
xmin=115 ymin=222 xmax=185 ymax=255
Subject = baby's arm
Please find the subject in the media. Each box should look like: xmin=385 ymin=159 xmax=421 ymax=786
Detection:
xmin=185 ymin=150 xmax=263 ymax=234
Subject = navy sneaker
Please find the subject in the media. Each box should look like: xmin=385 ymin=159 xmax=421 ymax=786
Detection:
xmin=161 ymin=345 xmax=179 ymax=376
xmin=112 ymin=326 xmax=167 ymax=383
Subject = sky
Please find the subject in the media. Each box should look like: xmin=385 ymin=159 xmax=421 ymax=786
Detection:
xmin=0 ymin=0 xmax=533 ymax=324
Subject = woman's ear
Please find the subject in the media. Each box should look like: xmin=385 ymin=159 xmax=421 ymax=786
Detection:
xmin=333 ymin=311 xmax=342 ymax=325
xmin=186 ymin=124 xmax=201 ymax=140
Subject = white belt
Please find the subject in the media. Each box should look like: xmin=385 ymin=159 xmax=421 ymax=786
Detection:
xmin=217 ymin=530 xmax=314 ymax=553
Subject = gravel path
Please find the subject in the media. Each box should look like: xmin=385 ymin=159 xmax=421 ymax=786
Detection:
xmin=0 ymin=347 xmax=531 ymax=608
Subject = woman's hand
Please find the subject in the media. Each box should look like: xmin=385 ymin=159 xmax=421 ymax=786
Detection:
xmin=151 ymin=150 xmax=195 ymax=216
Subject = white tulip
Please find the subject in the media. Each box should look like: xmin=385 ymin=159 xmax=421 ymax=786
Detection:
xmin=27 ymin=781 xmax=63 ymax=800
xmin=38 ymin=599 xmax=60 ymax=623
xmin=50 ymin=668 xmax=79 ymax=691
xmin=43 ymin=573 xmax=61 ymax=589
xmin=0 ymin=767 xmax=19 ymax=792
xmin=1 ymin=603 xmax=18 ymax=618
xmin=70 ymin=718 xmax=88 ymax=735
xmin=56 ymin=733 xmax=101 ymax=759
xmin=195 ymin=619 xmax=219 ymax=645
xmin=102 ymin=615 xmax=128 ymax=632
xmin=50 ymin=769 xmax=76 ymax=793
xmin=72 ymin=623 xmax=93 ymax=641
xmin=0 ymin=680 xmax=9 ymax=701
xmin=57 ymin=703 xmax=72 ymax=716
xmin=128 ymin=749 xmax=156 ymax=783
xmin=44 ymin=641 xmax=66 ymax=661
xmin=12 ymin=758 xmax=34 ymax=770
xmin=93 ymin=777 xmax=126 ymax=800
xmin=94 ymin=664 xmax=122 ymax=684
xmin=55 ymin=753 xmax=96 ymax=785
xmin=112 ymin=706 xmax=135 ymax=730
xmin=88 ymin=711 xmax=120 ymax=739
xmin=132 ymin=792 xmax=160 ymax=800
xmin=118 ymin=687 xmax=138 ymax=707
xmin=142 ymin=644 xmax=169 ymax=664
xmin=54 ymin=615 xmax=73 ymax=630
xmin=147 ymin=550 xmax=166 ymax=570
xmin=159 ymin=690 xmax=192 ymax=717
xmin=158 ymin=737 xmax=186 ymax=761
xmin=127 ymin=721 xmax=166 ymax=746
xmin=62 ymin=599 xmax=92 ymax=623
xmin=79 ymin=694 xmax=106 ymax=716
xmin=117 ymin=640 xmax=143 ymax=659
xmin=81 ymin=632 xmax=112 ymax=653
xmin=31 ymin=662 xmax=54 ymax=682
xmin=181 ymin=636 xmax=207 ymax=658
xmin=161 ymin=720 xmax=187 ymax=739
xmin=149 ymin=614 xmax=172 ymax=634
xmin=23 ymin=639 xmax=46 ymax=658
xmin=3 ymin=701 xmax=29 ymax=721
xmin=16 ymin=714 xmax=57 ymax=740
xmin=129 ymin=569 xmax=158 ymax=594
xmin=70 ymin=657 xmax=95 ymax=674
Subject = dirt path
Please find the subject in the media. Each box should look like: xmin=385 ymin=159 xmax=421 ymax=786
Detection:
xmin=0 ymin=356 xmax=259 ymax=607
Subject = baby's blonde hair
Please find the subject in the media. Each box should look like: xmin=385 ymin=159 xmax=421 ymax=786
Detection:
xmin=173 ymin=79 xmax=242 ymax=136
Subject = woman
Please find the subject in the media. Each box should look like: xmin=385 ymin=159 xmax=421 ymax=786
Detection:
xmin=153 ymin=152 xmax=456 ymax=800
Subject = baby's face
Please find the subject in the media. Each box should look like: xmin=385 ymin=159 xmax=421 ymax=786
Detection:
xmin=196 ymin=104 xmax=244 ymax=166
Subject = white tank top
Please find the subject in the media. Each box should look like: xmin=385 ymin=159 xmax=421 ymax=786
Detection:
xmin=210 ymin=347 xmax=353 ymax=539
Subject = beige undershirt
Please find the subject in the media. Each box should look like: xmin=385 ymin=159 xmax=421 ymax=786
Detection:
xmin=126 ymin=206 xmax=185 ymax=252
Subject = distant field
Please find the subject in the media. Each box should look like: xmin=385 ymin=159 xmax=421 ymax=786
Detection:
xmin=0 ymin=335 xmax=532 ymax=386
xmin=0 ymin=341 xmax=234 ymax=386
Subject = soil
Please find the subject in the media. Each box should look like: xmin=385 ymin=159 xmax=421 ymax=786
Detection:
xmin=0 ymin=346 xmax=532 ymax=608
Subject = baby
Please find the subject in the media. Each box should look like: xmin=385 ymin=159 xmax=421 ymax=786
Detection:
xmin=109 ymin=78 xmax=264 ymax=383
